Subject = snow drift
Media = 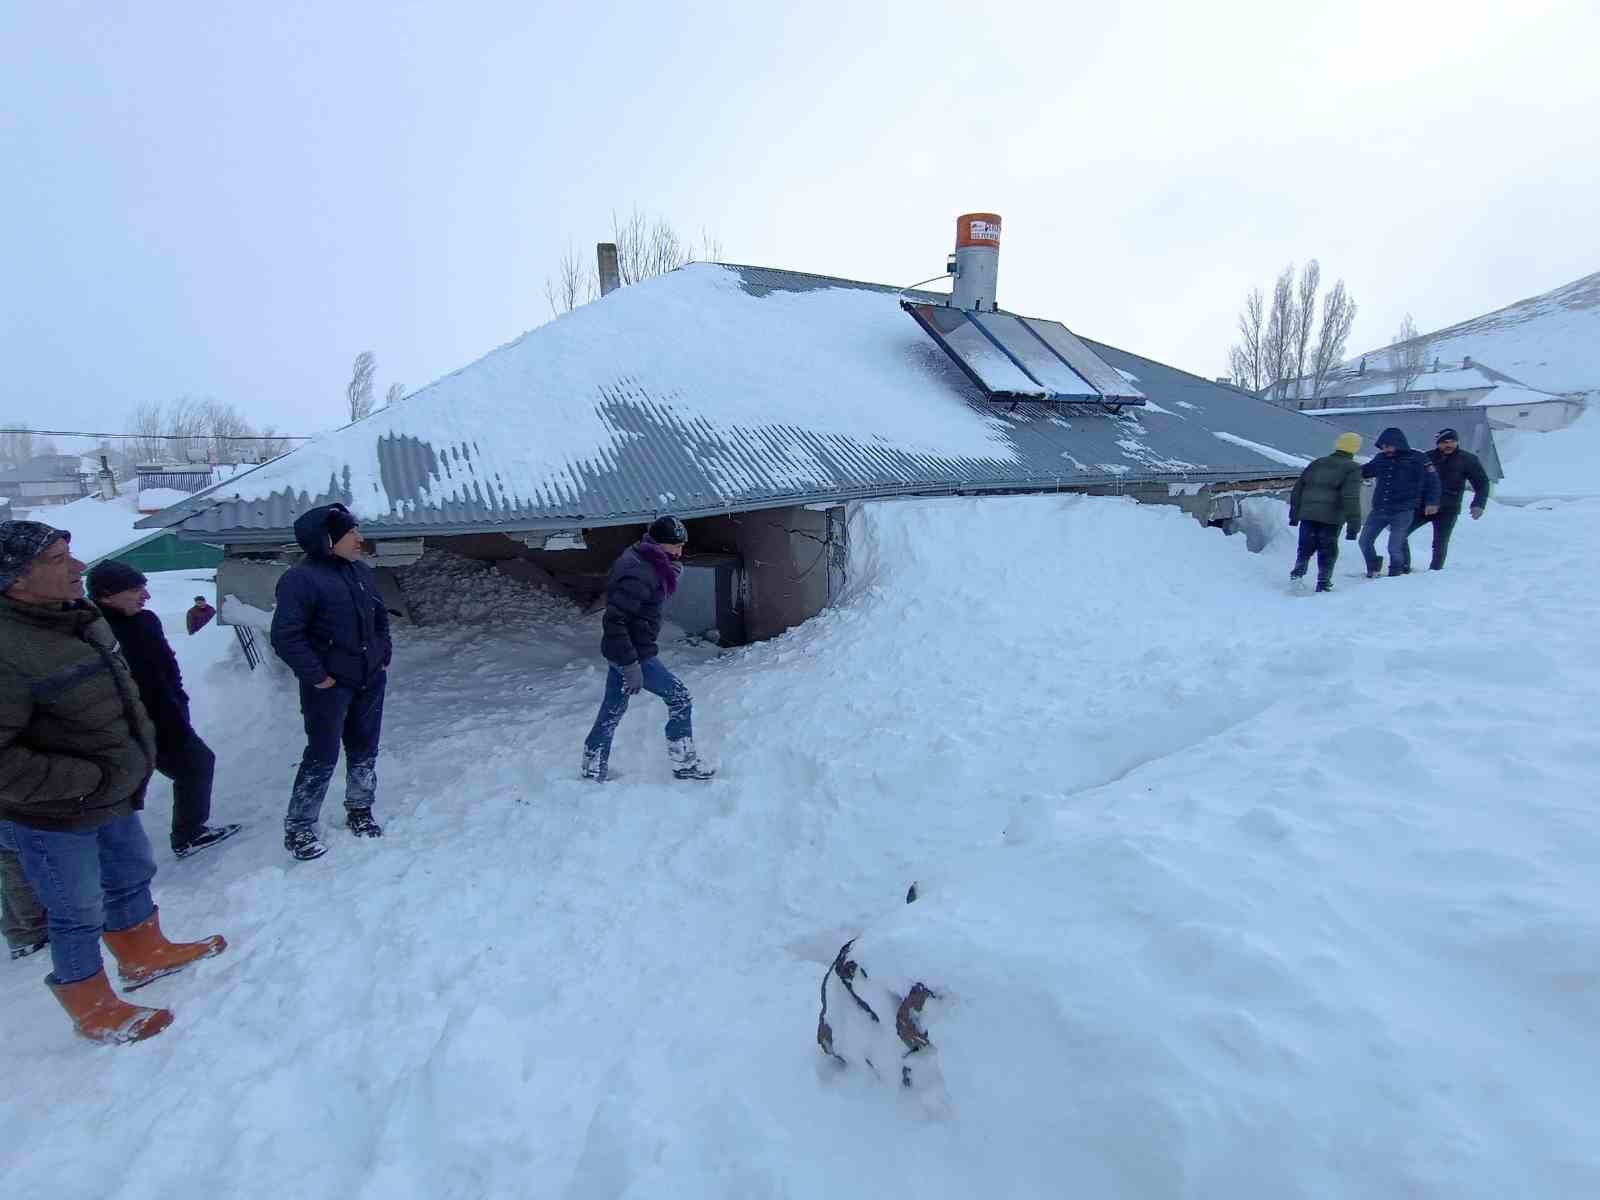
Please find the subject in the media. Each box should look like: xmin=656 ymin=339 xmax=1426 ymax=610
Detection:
xmin=3 ymin=477 xmax=1598 ymax=1197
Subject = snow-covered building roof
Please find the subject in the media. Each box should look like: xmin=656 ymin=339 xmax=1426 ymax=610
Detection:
xmin=140 ymin=263 xmax=1345 ymax=544
xmin=1273 ymin=357 xmax=1564 ymax=411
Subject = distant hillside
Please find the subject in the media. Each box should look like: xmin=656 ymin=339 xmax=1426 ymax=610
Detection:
xmin=1351 ymin=271 xmax=1599 ymax=396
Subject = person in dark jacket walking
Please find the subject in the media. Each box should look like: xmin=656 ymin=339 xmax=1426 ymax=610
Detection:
xmin=1358 ymin=427 xmax=1442 ymax=577
xmin=88 ymin=560 xmax=240 ymax=859
xmin=1407 ymin=427 xmax=1490 ymax=570
xmin=186 ymin=595 xmax=217 ymax=635
xmin=270 ymin=503 xmax=392 ymax=860
xmin=0 ymin=520 xmax=227 ymax=1043
xmin=581 ymin=515 xmax=715 ymax=783
xmin=1288 ymin=431 xmax=1364 ymax=592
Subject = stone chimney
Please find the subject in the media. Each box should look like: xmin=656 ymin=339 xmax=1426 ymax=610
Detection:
xmin=597 ymin=243 xmax=621 ymax=297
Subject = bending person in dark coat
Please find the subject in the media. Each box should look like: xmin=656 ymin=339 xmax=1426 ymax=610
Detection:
xmin=582 ymin=515 xmax=715 ymax=783
xmin=1288 ymin=431 xmax=1364 ymax=592
xmin=1407 ymin=426 xmax=1491 ymax=570
xmin=270 ymin=503 xmax=392 ymax=861
xmin=1358 ymin=426 xmax=1442 ymax=577
xmin=88 ymin=560 xmax=240 ymax=859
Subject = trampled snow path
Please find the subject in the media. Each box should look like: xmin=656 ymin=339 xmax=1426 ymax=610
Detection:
xmin=4 ymin=493 xmax=1598 ymax=1198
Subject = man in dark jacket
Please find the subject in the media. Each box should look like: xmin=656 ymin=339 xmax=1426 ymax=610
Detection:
xmin=1358 ymin=427 xmax=1442 ymax=577
xmin=1288 ymin=431 xmax=1364 ymax=592
xmin=88 ymin=559 xmax=240 ymax=858
xmin=1407 ymin=427 xmax=1490 ymax=570
xmin=0 ymin=520 xmax=227 ymax=1043
xmin=186 ymin=595 xmax=217 ymax=635
xmin=270 ymin=503 xmax=392 ymax=860
xmin=581 ymin=515 xmax=714 ymax=783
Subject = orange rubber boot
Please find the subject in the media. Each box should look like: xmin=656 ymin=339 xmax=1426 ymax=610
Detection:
xmin=47 ymin=969 xmax=174 ymax=1043
xmin=102 ymin=906 xmax=227 ymax=991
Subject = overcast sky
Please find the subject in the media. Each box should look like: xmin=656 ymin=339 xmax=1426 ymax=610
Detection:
xmin=3 ymin=0 xmax=1596 ymax=444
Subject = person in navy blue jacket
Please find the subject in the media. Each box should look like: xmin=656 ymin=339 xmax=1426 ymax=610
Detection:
xmin=581 ymin=515 xmax=714 ymax=783
xmin=270 ymin=503 xmax=392 ymax=861
xmin=1357 ymin=427 xmax=1441 ymax=577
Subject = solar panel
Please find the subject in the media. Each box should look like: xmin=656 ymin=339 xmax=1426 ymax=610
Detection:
xmin=1020 ymin=318 xmax=1146 ymax=401
xmin=904 ymin=303 xmax=1046 ymax=397
xmin=968 ymin=312 xmax=1098 ymax=399
xmin=903 ymin=300 xmax=1146 ymax=406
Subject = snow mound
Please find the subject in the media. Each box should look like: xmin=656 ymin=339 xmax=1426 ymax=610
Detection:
xmin=4 ymin=493 xmax=1598 ymax=1197
xmin=393 ymin=547 xmax=581 ymax=626
xmin=1496 ymin=401 xmax=1598 ymax=498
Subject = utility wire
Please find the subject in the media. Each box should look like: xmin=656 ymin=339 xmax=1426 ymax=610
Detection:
xmin=0 ymin=428 xmax=313 ymax=441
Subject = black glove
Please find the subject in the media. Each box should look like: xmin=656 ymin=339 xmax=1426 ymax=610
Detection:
xmin=1288 ymin=517 xmax=1299 ymax=527
xmin=621 ymin=661 xmax=643 ymax=695
xmin=1345 ymin=523 xmax=1359 ymax=541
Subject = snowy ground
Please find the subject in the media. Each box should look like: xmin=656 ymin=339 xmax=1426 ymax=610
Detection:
xmin=1495 ymin=401 xmax=1598 ymax=500
xmin=4 ymin=481 xmax=1598 ymax=1197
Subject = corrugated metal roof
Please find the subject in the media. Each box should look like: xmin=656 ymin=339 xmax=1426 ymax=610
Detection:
xmin=142 ymin=264 xmax=1349 ymax=543
xmin=1310 ymin=406 xmax=1504 ymax=480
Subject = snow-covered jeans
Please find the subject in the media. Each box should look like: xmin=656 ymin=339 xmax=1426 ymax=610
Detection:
xmin=0 ymin=812 xmax=156 ymax=985
xmin=1358 ymin=506 xmax=1415 ymax=572
xmin=285 ymin=673 xmax=386 ymax=835
xmin=583 ymin=657 xmax=693 ymax=772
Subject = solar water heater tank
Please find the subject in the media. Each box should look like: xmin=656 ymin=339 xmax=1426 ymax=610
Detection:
xmin=950 ymin=212 xmax=1001 ymax=312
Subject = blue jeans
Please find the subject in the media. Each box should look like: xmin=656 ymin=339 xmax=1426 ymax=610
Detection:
xmin=583 ymin=657 xmax=693 ymax=772
xmin=1358 ymin=507 xmax=1415 ymax=572
xmin=286 ymin=673 xmax=386 ymax=834
xmin=0 ymin=812 xmax=156 ymax=985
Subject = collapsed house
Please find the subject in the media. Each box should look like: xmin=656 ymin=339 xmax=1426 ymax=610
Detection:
xmin=139 ymin=216 xmax=1344 ymax=644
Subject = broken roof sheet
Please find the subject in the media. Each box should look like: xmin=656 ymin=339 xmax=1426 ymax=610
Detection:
xmin=141 ymin=263 xmax=1345 ymax=543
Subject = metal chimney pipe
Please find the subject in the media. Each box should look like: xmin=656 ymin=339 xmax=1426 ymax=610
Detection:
xmin=597 ymin=243 xmax=621 ymax=296
xmin=949 ymin=213 xmax=1001 ymax=312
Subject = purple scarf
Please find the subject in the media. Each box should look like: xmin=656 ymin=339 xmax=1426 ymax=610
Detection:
xmin=635 ymin=538 xmax=680 ymax=597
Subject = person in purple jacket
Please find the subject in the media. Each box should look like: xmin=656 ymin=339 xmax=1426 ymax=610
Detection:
xmin=581 ymin=516 xmax=715 ymax=783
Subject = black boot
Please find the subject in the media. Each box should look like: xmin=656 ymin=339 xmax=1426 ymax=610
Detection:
xmin=1289 ymin=557 xmax=1309 ymax=581
xmin=284 ymin=828 xmax=327 ymax=861
xmin=173 ymin=823 xmax=243 ymax=859
xmin=9 ymin=936 xmax=48 ymax=961
xmin=1315 ymin=578 xmax=1334 ymax=593
xmin=1365 ymin=556 xmax=1383 ymax=579
xmin=346 ymin=808 xmax=383 ymax=838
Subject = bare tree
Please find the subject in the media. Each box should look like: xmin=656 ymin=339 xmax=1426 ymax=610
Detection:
xmin=0 ymin=423 xmax=37 ymax=466
xmin=1388 ymin=313 xmax=1427 ymax=394
xmin=347 ymin=351 xmax=377 ymax=422
xmin=1228 ymin=287 xmax=1266 ymax=392
xmin=1291 ymin=259 xmax=1321 ymax=401
xmin=384 ymin=382 xmax=405 ymax=409
xmin=126 ymin=396 xmax=289 ymax=464
xmin=1309 ymin=279 xmax=1358 ymax=402
xmin=545 ymin=240 xmax=597 ymax=316
xmin=1263 ymin=265 xmax=1298 ymax=401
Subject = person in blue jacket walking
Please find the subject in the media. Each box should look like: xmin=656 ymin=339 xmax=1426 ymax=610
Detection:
xmin=581 ymin=515 xmax=715 ymax=783
xmin=1358 ymin=427 xmax=1441 ymax=577
xmin=270 ymin=504 xmax=392 ymax=860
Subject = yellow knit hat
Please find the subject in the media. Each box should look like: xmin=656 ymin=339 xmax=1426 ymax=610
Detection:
xmin=1335 ymin=432 xmax=1361 ymax=454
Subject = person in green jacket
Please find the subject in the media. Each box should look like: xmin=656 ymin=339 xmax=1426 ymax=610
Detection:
xmin=0 ymin=520 xmax=228 ymax=1043
xmin=1287 ymin=432 xmax=1364 ymax=592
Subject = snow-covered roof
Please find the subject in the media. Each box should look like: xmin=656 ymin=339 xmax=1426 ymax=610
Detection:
xmin=1276 ymin=357 xmax=1566 ymax=407
xmin=140 ymin=263 xmax=1345 ymax=543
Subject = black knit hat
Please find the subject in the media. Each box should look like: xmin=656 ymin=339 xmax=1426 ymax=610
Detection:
xmin=325 ymin=504 xmax=359 ymax=547
xmin=86 ymin=559 xmax=149 ymax=599
xmin=0 ymin=521 xmax=69 ymax=594
xmin=647 ymin=515 xmax=688 ymax=545
xmin=1436 ymin=427 xmax=1460 ymax=443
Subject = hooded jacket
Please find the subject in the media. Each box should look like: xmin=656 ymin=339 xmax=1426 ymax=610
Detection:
xmin=269 ymin=505 xmax=392 ymax=689
xmin=0 ymin=595 xmax=156 ymax=831
xmin=1360 ymin=427 xmax=1442 ymax=512
xmin=599 ymin=539 xmax=679 ymax=666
